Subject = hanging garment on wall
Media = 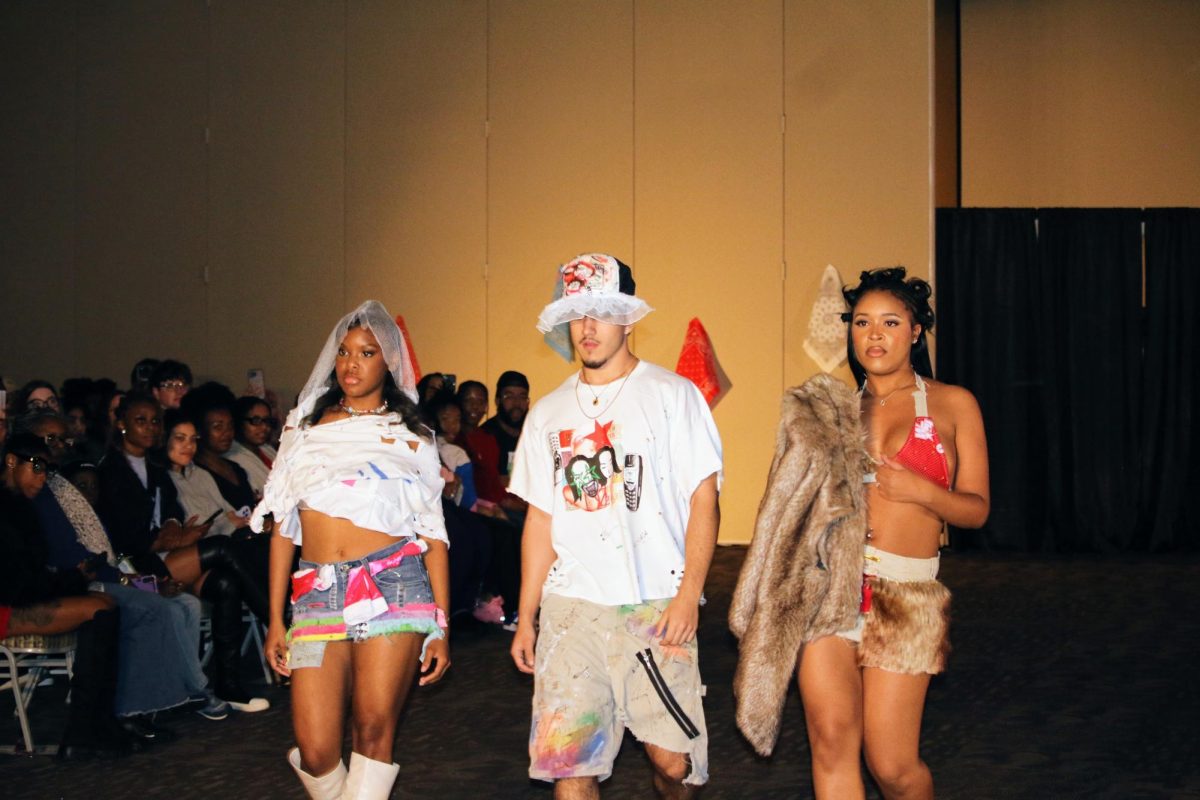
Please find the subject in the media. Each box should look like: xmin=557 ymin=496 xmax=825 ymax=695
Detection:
xmin=676 ymin=317 xmax=721 ymax=406
xmin=803 ymin=264 xmax=849 ymax=373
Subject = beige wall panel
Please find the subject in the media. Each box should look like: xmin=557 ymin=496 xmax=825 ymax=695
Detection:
xmin=0 ymin=2 xmax=76 ymax=385
xmin=784 ymin=1 xmax=933 ymax=388
xmin=635 ymin=1 xmax=784 ymax=544
xmin=208 ymin=1 xmax=345 ymax=403
xmin=73 ymin=0 xmax=209 ymax=385
xmin=934 ymin=0 xmax=959 ymax=209
xmin=346 ymin=1 xmax=487 ymax=385
xmin=962 ymin=0 xmax=1200 ymax=207
xmin=487 ymin=1 xmax=634 ymax=399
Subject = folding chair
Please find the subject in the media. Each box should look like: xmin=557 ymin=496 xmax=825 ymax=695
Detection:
xmin=0 ymin=633 xmax=76 ymax=756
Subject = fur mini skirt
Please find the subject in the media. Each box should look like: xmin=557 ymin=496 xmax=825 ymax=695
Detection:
xmin=838 ymin=545 xmax=951 ymax=675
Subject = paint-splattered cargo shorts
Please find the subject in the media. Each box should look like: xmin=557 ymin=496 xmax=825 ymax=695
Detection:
xmin=529 ymin=593 xmax=708 ymax=786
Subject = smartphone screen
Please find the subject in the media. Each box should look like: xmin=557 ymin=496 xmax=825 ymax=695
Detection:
xmin=247 ymin=368 xmax=266 ymax=399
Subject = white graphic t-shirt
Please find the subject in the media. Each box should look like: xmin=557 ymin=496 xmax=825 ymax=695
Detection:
xmin=509 ymin=361 xmax=723 ymax=606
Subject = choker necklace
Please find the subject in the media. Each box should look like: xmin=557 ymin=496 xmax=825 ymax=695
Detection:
xmin=339 ymin=400 xmax=388 ymax=417
xmin=575 ymin=363 xmax=637 ymax=419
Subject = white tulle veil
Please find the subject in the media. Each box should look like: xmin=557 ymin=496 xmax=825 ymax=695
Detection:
xmin=290 ymin=300 xmax=418 ymax=426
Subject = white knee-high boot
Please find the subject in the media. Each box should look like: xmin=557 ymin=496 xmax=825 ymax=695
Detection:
xmin=342 ymin=752 xmax=400 ymax=799
xmin=288 ymin=747 xmax=347 ymax=800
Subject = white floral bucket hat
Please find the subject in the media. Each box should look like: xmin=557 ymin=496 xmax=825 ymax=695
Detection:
xmin=536 ymin=253 xmax=654 ymax=334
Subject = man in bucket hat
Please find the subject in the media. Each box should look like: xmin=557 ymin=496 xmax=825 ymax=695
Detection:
xmin=510 ymin=253 xmax=723 ymax=798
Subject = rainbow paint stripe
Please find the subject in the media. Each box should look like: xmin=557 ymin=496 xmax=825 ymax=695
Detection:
xmin=531 ymin=709 xmax=608 ymax=778
xmin=288 ymin=602 xmax=442 ymax=644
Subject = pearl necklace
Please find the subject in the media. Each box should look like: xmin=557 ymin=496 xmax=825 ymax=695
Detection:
xmin=339 ymin=400 xmax=388 ymax=417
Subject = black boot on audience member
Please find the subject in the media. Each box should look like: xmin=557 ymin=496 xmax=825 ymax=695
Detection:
xmin=58 ymin=608 xmax=136 ymax=760
xmin=198 ymin=536 xmax=271 ymax=622
xmin=201 ymin=567 xmax=269 ymax=713
xmin=119 ymin=713 xmax=177 ymax=745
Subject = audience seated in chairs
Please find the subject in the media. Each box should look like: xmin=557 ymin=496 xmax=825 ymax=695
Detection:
xmin=21 ymin=411 xmax=231 ymax=738
xmin=178 ymin=384 xmax=272 ymax=632
xmin=0 ymin=432 xmax=130 ymax=759
xmin=96 ymin=392 xmax=269 ymax=712
xmin=456 ymin=379 xmax=527 ymax=525
xmin=438 ymin=385 xmax=524 ymax=629
xmin=181 ymin=383 xmax=259 ymax=513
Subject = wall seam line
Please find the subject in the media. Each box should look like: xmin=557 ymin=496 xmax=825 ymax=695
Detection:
xmin=484 ymin=0 xmax=492 ymax=387
xmin=780 ymin=0 xmax=786 ymax=394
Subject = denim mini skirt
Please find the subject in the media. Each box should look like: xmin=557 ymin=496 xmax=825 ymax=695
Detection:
xmin=287 ymin=538 xmax=443 ymax=669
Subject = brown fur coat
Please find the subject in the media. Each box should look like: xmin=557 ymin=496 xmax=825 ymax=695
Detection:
xmin=728 ymin=373 xmax=868 ymax=757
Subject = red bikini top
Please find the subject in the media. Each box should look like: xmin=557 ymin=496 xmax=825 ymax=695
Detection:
xmin=864 ymin=375 xmax=950 ymax=490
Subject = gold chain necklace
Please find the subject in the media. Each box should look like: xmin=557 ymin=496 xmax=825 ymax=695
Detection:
xmin=575 ymin=363 xmax=637 ymax=419
xmin=863 ymin=376 xmax=916 ymax=406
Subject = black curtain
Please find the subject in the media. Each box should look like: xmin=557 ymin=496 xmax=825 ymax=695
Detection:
xmin=1141 ymin=209 xmax=1200 ymax=551
xmin=938 ymin=207 xmax=1197 ymax=553
xmin=935 ymin=209 xmax=1043 ymax=550
xmin=1037 ymin=209 xmax=1144 ymax=552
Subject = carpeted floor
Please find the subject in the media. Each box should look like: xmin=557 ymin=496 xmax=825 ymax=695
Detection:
xmin=3 ymin=546 xmax=1197 ymax=799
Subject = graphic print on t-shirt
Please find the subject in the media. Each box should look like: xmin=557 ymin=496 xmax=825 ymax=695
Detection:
xmin=550 ymin=419 xmax=643 ymax=513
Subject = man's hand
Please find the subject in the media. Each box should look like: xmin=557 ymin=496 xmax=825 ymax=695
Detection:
xmin=510 ymin=621 xmax=538 ymax=674
xmin=654 ymin=595 xmax=700 ymax=647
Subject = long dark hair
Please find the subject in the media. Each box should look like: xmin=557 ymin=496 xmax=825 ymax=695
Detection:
xmin=305 ymin=370 xmax=426 ymax=438
xmin=841 ymin=266 xmax=935 ymax=387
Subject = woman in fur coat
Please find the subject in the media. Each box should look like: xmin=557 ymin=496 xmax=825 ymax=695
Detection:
xmin=732 ymin=267 xmax=990 ymax=800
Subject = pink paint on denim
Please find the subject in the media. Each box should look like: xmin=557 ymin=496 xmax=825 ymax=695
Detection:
xmin=341 ymin=540 xmax=427 ymax=625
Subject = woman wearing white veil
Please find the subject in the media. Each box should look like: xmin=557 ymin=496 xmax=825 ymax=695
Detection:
xmin=255 ymin=301 xmax=451 ymax=800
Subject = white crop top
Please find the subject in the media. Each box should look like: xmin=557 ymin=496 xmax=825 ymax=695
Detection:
xmin=249 ymin=412 xmax=447 ymax=547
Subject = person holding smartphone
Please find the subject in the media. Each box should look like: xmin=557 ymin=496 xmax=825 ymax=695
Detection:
xmin=98 ymin=393 xmax=270 ymax=712
xmin=164 ymin=410 xmax=251 ymax=539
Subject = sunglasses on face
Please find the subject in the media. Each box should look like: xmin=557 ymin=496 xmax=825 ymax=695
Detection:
xmin=244 ymin=416 xmax=272 ymax=426
xmin=43 ymin=433 xmax=75 ymax=447
xmin=17 ymin=455 xmax=54 ymax=475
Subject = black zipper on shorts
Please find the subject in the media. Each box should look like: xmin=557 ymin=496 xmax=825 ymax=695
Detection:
xmin=635 ymin=648 xmax=700 ymax=740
